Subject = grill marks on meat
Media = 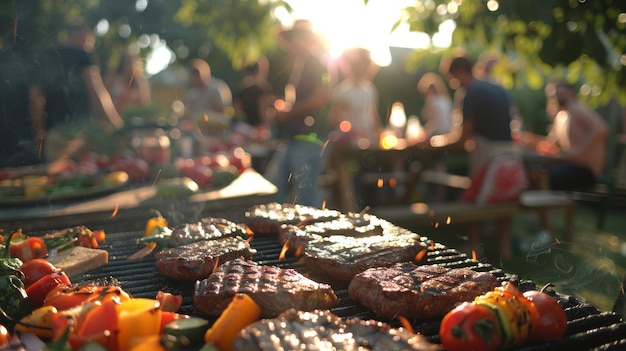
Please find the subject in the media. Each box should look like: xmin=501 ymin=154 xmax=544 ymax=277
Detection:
xmin=348 ymin=263 xmax=499 ymax=319
xmin=193 ymin=258 xmax=337 ymax=318
xmin=170 ymin=217 xmax=248 ymax=247
xmin=244 ymin=202 xmax=341 ymax=235
xmin=303 ymin=225 xmax=428 ymax=281
xmin=154 ymin=237 xmax=254 ymax=281
xmin=232 ymin=309 xmax=444 ymax=351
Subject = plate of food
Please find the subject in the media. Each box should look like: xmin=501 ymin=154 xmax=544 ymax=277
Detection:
xmin=0 ymin=170 xmax=129 ymax=206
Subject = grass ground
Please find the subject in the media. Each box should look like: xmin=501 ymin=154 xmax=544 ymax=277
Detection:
xmin=405 ymin=201 xmax=626 ymax=312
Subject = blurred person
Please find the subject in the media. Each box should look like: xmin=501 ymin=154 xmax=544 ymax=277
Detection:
xmin=522 ymin=80 xmax=608 ymax=191
xmin=29 ymin=23 xmax=124 ymax=166
xmin=417 ymin=72 xmax=453 ymax=201
xmin=104 ymin=49 xmax=151 ymax=114
xmin=267 ymin=19 xmax=331 ymax=207
xmin=328 ymin=47 xmax=382 ymax=146
xmin=233 ymin=56 xmax=274 ymax=142
xmin=432 ymin=55 xmax=520 ymax=259
xmin=181 ymin=58 xmax=233 ymax=134
xmin=326 ymin=47 xmax=382 ymax=210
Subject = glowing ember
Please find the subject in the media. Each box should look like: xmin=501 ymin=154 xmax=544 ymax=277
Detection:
xmin=430 ymin=241 xmax=435 ymax=250
xmin=151 ymin=168 xmax=162 ymax=187
xmin=110 ymin=204 xmax=119 ymax=218
xmin=377 ymin=178 xmax=384 ymax=188
xmin=397 ymin=315 xmax=413 ymax=334
xmin=245 ymin=226 xmax=255 ymax=243
xmin=389 ymin=178 xmax=397 ymax=188
xmin=446 ymin=216 xmax=451 ymax=224
xmin=472 ymin=250 xmax=477 ymax=261
xmin=212 ymin=257 xmax=220 ymax=273
xmin=294 ymin=246 xmax=304 ymax=258
xmin=279 ymin=242 xmax=289 ymax=260
xmin=434 ymin=222 xmax=439 ymax=229
xmin=414 ymin=249 xmax=428 ymax=262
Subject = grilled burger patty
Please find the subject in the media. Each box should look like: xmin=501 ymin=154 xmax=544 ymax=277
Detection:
xmin=303 ymin=224 xmax=428 ymax=281
xmin=244 ymin=202 xmax=341 ymax=235
xmin=170 ymin=216 xmax=248 ymax=247
xmin=232 ymin=308 xmax=444 ymax=351
xmin=154 ymin=237 xmax=254 ymax=281
xmin=348 ymin=263 xmax=499 ymax=319
xmin=193 ymin=258 xmax=337 ymax=318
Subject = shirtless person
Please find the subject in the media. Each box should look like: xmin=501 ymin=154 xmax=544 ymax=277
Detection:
xmin=524 ymin=80 xmax=608 ymax=191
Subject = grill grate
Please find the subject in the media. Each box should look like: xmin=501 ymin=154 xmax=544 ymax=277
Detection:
xmin=72 ymin=226 xmax=625 ymax=350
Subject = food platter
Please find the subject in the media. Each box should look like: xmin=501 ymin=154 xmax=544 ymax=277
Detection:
xmin=0 ymin=172 xmax=129 ymax=207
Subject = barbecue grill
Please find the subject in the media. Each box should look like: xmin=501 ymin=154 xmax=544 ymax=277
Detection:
xmin=64 ymin=216 xmax=626 ymax=351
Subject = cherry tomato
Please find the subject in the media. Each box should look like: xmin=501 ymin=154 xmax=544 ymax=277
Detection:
xmin=93 ymin=230 xmax=106 ymax=243
xmin=44 ymin=284 xmax=132 ymax=311
xmin=440 ymin=302 xmax=502 ymax=351
xmin=0 ymin=324 xmax=10 ymax=347
xmin=20 ymin=259 xmax=60 ymax=288
xmin=26 ymin=271 xmax=72 ymax=308
xmin=523 ymin=289 xmax=568 ymax=341
xmin=10 ymin=237 xmax=48 ymax=262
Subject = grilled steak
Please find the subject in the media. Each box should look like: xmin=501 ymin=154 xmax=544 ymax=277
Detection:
xmin=348 ymin=263 xmax=499 ymax=319
xmin=193 ymin=258 xmax=337 ymax=318
xmin=244 ymin=202 xmax=341 ymax=235
xmin=277 ymin=213 xmax=385 ymax=251
xmin=170 ymin=217 xmax=248 ymax=247
xmin=155 ymin=237 xmax=254 ymax=281
xmin=232 ymin=308 xmax=444 ymax=351
xmin=303 ymin=224 xmax=428 ymax=281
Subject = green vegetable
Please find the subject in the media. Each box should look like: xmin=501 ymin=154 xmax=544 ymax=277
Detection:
xmin=136 ymin=227 xmax=173 ymax=247
xmin=0 ymin=233 xmax=33 ymax=328
xmin=163 ymin=317 xmax=210 ymax=349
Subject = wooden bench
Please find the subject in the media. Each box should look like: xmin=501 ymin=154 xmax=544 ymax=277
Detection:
xmin=370 ymin=190 xmax=576 ymax=242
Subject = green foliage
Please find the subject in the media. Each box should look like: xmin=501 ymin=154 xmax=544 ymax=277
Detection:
xmin=398 ymin=0 xmax=626 ymax=105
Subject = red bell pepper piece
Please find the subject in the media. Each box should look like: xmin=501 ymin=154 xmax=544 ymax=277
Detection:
xmin=25 ymin=272 xmax=71 ymax=308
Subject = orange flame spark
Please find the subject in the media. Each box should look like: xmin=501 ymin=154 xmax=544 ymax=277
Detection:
xmin=472 ymin=250 xmax=477 ymax=261
xmin=414 ymin=249 xmax=428 ymax=262
xmin=151 ymin=169 xmax=162 ymax=187
xmin=430 ymin=241 xmax=435 ymax=250
xmin=294 ymin=246 xmax=304 ymax=258
xmin=377 ymin=178 xmax=384 ymax=188
xmin=110 ymin=204 xmax=119 ymax=218
xmin=389 ymin=178 xmax=397 ymax=188
xmin=397 ymin=315 xmax=414 ymax=334
xmin=446 ymin=216 xmax=451 ymax=225
xmin=434 ymin=222 xmax=439 ymax=229
xmin=279 ymin=242 xmax=289 ymax=260
xmin=245 ymin=226 xmax=255 ymax=243
xmin=211 ymin=257 xmax=220 ymax=273
xmin=322 ymin=200 xmax=327 ymax=209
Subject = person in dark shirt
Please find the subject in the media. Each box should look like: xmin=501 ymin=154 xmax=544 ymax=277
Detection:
xmin=267 ymin=20 xmax=330 ymax=207
xmin=29 ymin=24 xmax=123 ymax=164
xmin=430 ymin=55 xmax=519 ymax=260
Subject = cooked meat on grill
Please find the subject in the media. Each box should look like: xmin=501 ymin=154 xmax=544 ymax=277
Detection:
xmin=348 ymin=263 xmax=499 ymax=319
xmin=155 ymin=237 xmax=255 ymax=281
xmin=243 ymin=202 xmax=341 ymax=235
xmin=193 ymin=258 xmax=337 ymax=318
xmin=170 ymin=217 xmax=248 ymax=247
xmin=277 ymin=213 xmax=386 ymax=251
xmin=303 ymin=225 xmax=428 ymax=281
xmin=232 ymin=308 xmax=444 ymax=351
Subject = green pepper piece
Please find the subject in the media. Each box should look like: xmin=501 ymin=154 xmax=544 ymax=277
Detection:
xmin=0 ymin=274 xmax=32 ymax=328
xmin=0 ymin=257 xmax=24 ymax=277
xmin=136 ymin=227 xmax=173 ymax=247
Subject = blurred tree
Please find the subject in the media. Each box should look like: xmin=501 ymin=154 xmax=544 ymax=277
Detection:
xmin=396 ymin=0 xmax=626 ymax=108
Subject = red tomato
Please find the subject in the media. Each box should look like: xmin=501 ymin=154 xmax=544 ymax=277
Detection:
xmin=44 ymin=284 xmax=132 ymax=311
xmin=0 ymin=324 xmax=9 ymax=347
xmin=20 ymin=259 xmax=60 ymax=288
xmin=10 ymin=237 xmax=48 ymax=262
xmin=439 ymin=302 xmax=502 ymax=351
xmin=26 ymin=271 xmax=72 ymax=308
xmin=93 ymin=230 xmax=106 ymax=243
xmin=523 ymin=289 xmax=568 ymax=341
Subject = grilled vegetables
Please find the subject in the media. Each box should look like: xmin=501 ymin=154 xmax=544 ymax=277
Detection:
xmin=439 ymin=280 xmax=567 ymax=351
